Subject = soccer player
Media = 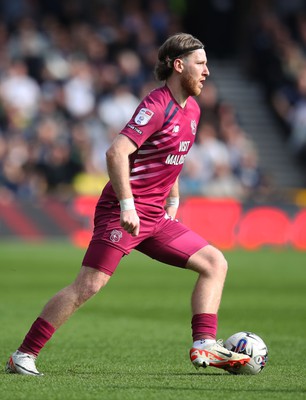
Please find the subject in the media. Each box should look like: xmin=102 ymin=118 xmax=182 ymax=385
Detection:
xmin=6 ymin=33 xmax=250 ymax=376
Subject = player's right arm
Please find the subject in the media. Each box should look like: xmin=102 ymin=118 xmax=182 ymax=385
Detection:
xmin=106 ymin=134 xmax=140 ymax=236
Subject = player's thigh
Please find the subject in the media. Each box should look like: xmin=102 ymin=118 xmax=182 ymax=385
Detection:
xmin=82 ymin=240 xmax=125 ymax=276
xmin=82 ymin=206 xmax=143 ymax=276
xmin=136 ymin=218 xmax=208 ymax=268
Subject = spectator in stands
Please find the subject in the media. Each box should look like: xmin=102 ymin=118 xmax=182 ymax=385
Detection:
xmin=196 ymin=80 xmax=221 ymax=128
xmin=180 ymin=121 xmax=236 ymax=197
xmin=287 ymin=66 xmax=306 ymax=160
xmin=201 ymin=159 xmax=245 ymax=200
xmin=244 ymin=1 xmax=306 ymax=170
xmin=98 ymin=84 xmax=140 ymax=131
xmin=62 ymin=56 xmax=95 ymax=119
xmin=0 ymin=59 xmax=41 ymax=130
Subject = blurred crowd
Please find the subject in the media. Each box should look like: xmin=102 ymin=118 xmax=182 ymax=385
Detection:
xmin=179 ymin=81 xmax=268 ymax=201
xmin=0 ymin=0 xmax=271 ymax=203
xmin=244 ymin=0 xmax=306 ymax=170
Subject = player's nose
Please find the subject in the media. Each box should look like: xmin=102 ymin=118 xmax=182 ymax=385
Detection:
xmin=204 ymin=65 xmax=210 ymax=77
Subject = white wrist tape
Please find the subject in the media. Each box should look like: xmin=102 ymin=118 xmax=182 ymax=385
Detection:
xmin=166 ymin=197 xmax=179 ymax=208
xmin=119 ymin=198 xmax=135 ymax=211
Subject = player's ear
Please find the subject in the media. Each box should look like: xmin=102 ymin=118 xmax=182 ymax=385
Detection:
xmin=173 ymin=58 xmax=184 ymax=73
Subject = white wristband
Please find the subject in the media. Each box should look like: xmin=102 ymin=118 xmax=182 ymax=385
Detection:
xmin=166 ymin=197 xmax=179 ymax=208
xmin=119 ymin=198 xmax=135 ymax=211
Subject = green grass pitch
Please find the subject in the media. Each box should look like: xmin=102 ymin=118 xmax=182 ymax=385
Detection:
xmin=0 ymin=241 xmax=305 ymax=400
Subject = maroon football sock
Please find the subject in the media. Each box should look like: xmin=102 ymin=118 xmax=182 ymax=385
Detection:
xmin=18 ymin=317 xmax=55 ymax=357
xmin=191 ymin=313 xmax=218 ymax=341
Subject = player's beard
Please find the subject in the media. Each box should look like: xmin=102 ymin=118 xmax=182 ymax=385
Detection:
xmin=180 ymin=71 xmax=201 ymax=97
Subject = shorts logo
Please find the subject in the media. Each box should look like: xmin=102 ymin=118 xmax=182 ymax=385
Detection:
xmin=110 ymin=229 xmax=122 ymax=243
xmin=191 ymin=119 xmax=197 ymax=135
xmin=134 ymin=108 xmax=154 ymax=125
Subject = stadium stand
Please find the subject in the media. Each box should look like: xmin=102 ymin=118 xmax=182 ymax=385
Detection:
xmin=0 ymin=0 xmax=272 ymax=202
xmin=0 ymin=0 xmax=305 ymax=248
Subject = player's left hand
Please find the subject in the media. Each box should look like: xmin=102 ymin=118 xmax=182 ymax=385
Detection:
xmin=165 ymin=205 xmax=178 ymax=220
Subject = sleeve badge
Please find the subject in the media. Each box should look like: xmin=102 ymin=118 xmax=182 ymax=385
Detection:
xmin=134 ymin=108 xmax=154 ymax=125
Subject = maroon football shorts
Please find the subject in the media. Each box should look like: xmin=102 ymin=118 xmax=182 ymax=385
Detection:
xmin=82 ymin=206 xmax=208 ymax=276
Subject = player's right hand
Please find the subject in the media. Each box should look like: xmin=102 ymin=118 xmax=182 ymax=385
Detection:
xmin=120 ymin=209 xmax=140 ymax=236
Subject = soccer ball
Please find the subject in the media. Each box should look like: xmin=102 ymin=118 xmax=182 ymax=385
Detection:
xmin=224 ymin=331 xmax=268 ymax=375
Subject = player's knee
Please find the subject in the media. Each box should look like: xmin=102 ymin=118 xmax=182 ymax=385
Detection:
xmin=187 ymin=245 xmax=228 ymax=277
xmin=75 ymin=270 xmax=110 ymax=305
xmin=87 ymin=280 xmax=105 ymax=297
xmin=204 ymin=248 xmax=227 ymax=277
xmin=76 ymin=281 xmax=103 ymax=305
xmin=215 ymin=250 xmax=228 ymax=276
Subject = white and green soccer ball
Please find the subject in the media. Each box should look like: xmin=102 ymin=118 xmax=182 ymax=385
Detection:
xmin=224 ymin=331 xmax=268 ymax=375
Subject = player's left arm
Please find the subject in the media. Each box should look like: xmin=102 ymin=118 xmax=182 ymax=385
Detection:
xmin=165 ymin=177 xmax=180 ymax=219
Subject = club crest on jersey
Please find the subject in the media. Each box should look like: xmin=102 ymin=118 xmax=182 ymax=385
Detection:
xmin=191 ymin=119 xmax=197 ymax=135
xmin=134 ymin=108 xmax=154 ymax=125
xmin=110 ymin=229 xmax=122 ymax=243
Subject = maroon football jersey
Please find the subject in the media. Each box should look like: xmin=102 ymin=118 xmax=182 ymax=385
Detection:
xmin=98 ymin=85 xmax=201 ymax=217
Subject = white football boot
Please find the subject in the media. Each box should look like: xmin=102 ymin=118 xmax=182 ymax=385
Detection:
xmin=190 ymin=340 xmax=250 ymax=371
xmin=5 ymin=350 xmax=43 ymax=376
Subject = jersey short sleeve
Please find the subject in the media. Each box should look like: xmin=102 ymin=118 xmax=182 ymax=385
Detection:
xmin=120 ymin=88 xmax=165 ymax=148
